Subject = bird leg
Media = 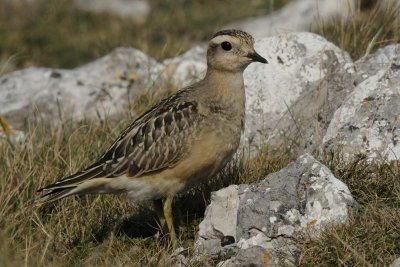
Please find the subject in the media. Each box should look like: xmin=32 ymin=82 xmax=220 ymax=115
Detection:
xmin=0 ymin=116 xmax=15 ymax=137
xmin=163 ymin=195 xmax=177 ymax=246
xmin=153 ymin=197 xmax=177 ymax=246
xmin=153 ymin=199 xmax=167 ymax=232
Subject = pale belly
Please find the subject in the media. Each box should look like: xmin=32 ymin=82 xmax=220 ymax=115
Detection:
xmin=124 ymin=176 xmax=186 ymax=201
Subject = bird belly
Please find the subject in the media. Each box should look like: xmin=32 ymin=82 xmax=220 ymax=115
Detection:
xmin=124 ymin=176 xmax=186 ymax=201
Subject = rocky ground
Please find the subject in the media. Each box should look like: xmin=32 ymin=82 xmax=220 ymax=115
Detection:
xmin=0 ymin=0 xmax=399 ymax=266
xmin=1 ymin=30 xmax=399 ymax=266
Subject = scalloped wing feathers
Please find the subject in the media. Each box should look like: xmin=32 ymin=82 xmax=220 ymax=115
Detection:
xmin=38 ymin=89 xmax=202 ymax=196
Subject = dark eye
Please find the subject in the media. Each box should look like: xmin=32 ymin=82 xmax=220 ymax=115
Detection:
xmin=221 ymin=41 xmax=232 ymax=51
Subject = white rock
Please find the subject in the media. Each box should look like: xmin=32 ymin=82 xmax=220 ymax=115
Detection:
xmin=323 ymin=44 xmax=400 ymax=162
xmin=170 ymin=247 xmax=189 ymax=267
xmin=198 ymin=185 xmax=239 ymax=240
xmin=243 ymin=32 xmax=354 ymax=153
xmin=162 ymin=45 xmax=207 ymax=88
xmin=195 ymin=153 xmax=355 ymax=265
xmin=390 ymin=257 xmax=400 ymax=267
xmin=0 ymin=48 xmax=163 ymax=127
xmin=0 ymin=45 xmax=206 ymax=130
xmin=225 ymin=0 xmax=355 ymax=38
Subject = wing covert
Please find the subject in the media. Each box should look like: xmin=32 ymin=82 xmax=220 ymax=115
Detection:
xmin=99 ymin=99 xmax=200 ymax=178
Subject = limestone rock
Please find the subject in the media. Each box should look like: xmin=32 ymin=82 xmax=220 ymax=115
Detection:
xmin=323 ymin=45 xmax=400 ymax=162
xmin=0 ymin=47 xmax=163 ymax=128
xmin=390 ymin=257 xmax=400 ymax=267
xmin=217 ymin=246 xmax=270 ymax=267
xmin=162 ymin=45 xmax=207 ymax=88
xmin=355 ymin=44 xmax=400 ymax=83
xmin=0 ymin=45 xmax=208 ymax=130
xmin=170 ymin=247 xmax=189 ymax=267
xmin=225 ymin=0 xmax=355 ymax=38
xmin=243 ymin=32 xmax=354 ymax=154
xmin=198 ymin=185 xmax=239 ymax=241
xmin=194 ymin=154 xmax=355 ymax=266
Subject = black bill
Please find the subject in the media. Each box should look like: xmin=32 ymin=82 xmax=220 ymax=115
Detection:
xmin=247 ymin=52 xmax=268 ymax=64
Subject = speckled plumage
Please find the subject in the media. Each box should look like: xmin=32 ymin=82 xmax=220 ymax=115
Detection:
xmin=213 ymin=29 xmax=255 ymax=45
xmin=38 ymin=29 xmax=267 ymax=244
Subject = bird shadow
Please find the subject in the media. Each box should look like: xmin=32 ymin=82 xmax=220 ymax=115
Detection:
xmin=114 ymin=208 xmax=160 ymax=239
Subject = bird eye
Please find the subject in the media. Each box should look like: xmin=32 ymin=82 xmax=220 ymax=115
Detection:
xmin=221 ymin=41 xmax=232 ymax=51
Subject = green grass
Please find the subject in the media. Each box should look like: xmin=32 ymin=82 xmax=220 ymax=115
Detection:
xmin=1 ymin=0 xmax=400 ymax=266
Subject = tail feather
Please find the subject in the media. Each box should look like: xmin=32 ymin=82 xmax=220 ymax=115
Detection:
xmin=37 ymin=163 xmax=105 ymax=204
xmin=39 ymin=187 xmax=76 ymax=204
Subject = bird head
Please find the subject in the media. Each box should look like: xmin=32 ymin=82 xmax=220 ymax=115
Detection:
xmin=207 ymin=29 xmax=268 ymax=73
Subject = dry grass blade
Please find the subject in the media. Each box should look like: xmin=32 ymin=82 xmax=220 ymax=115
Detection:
xmin=1 ymin=0 xmax=400 ymax=265
xmin=312 ymin=0 xmax=400 ymax=60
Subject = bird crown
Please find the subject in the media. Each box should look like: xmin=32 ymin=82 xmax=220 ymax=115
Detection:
xmin=212 ymin=29 xmax=254 ymax=45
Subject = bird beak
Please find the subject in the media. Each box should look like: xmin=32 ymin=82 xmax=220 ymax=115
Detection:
xmin=247 ymin=52 xmax=268 ymax=64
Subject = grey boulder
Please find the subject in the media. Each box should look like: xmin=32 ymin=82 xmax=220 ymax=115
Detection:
xmin=162 ymin=45 xmax=207 ymax=88
xmin=243 ymin=32 xmax=354 ymax=154
xmin=0 ymin=46 xmax=208 ymax=130
xmin=0 ymin=47 xmax=163 ymax=128
xmin=323 ymin=44 xmax=400 ymax=162
xmin=390 ymin=257 xmax=400 ymax=267
xmin=194 ymin=154 xmax=355 ymax=266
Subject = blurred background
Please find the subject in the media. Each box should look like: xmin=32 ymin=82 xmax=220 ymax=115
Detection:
xmin=0 ymin=0 xmax=397 ymax=73
xmin=0 ymin=0 xmax=290 ymax=71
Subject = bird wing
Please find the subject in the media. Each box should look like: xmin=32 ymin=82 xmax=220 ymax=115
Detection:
xmin=40 ymin=89 xmax=201 ymax=192
xmin=100 ymin=95 xmax=200 ymax=178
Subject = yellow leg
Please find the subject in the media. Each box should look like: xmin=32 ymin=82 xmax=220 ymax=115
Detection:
xmin=163 ymin=195 xmax=177 ymax=247
xmin=0 ymin=116 xmax=15 ymax=137
xmin=153 ymin=199 xmax=166 ymax=231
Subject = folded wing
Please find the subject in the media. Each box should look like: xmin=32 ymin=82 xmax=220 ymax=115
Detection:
xmin=38 ymin=90 xmax=201 ymax=201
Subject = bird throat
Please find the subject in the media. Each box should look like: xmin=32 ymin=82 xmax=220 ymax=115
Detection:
xmin=201 ymin=69 xmax=246 ymax=125
xmin=204 ymin=69 xmax=245 ymax=104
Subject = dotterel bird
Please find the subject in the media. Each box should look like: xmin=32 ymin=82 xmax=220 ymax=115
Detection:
xmin=37 ymin=29 xmax=268 ymax=245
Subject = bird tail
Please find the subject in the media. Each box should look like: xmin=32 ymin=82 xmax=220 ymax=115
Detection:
xmin=37 ymin=164 xmax=105 ymax=205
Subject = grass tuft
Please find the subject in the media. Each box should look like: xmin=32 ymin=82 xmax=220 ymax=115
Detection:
xmin=311 ymin=0 xmax=400 ymax=60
